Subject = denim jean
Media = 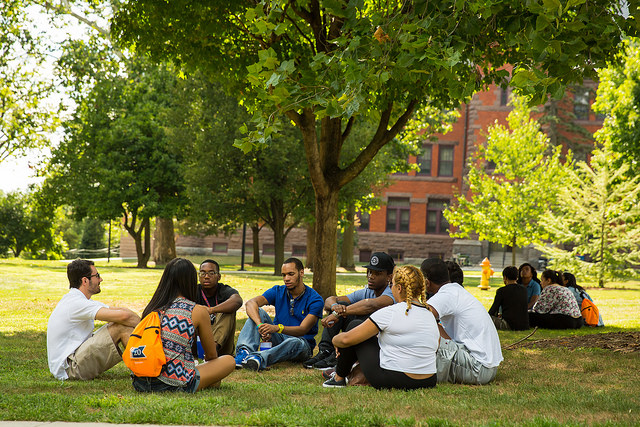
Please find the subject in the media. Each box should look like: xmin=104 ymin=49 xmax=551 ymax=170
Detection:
xmin=236 ymin=308 xmax=312 ymax=367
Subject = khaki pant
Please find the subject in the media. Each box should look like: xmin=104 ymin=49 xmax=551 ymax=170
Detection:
xmin=66 ymin=324 xmax=121 ymax=380
xmin=436 ymin=338 xmax=498 ymax=385
xmin=211 ymin=312 xmax=237 ymax=356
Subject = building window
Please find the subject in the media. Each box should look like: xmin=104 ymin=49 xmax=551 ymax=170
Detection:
xmin=212 ymin=242 xmax=228 ymax=253
xmin=426 ymin=199 xmax=450 ymax=234
xmin=386 ymin=198 xmax=410 ymax=233
xmin=292 ymin=245 xmax=306 ymax=257
xmin=359 ymin=249 xmax=372 ymax=263
xmin=388 ymin=249 xmax=404 ymax=262
xmin=262 ymin=244 xmax=275 ymax=255
xmin=417 ymin=145 xmax=432 ymax=175
xmin=357 ymin=211 xmax=370 ymax=231
xmin=438 ymin=145 xmax=454 ymax=177
xmin=573 ymin=87 xmax=590 ymax=120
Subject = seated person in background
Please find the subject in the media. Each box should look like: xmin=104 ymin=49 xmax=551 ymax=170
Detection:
xmin=234 ymin=258 xmax=324 ymax=371
xmin=194 ymin=259 xmax=243 ymax=356
xmin=47 ymin=259 xmax=140 ymax=381
xmin=488 ymin=266 xmax=529 ymax=331
xmin=518 ymin=263 xmax=542 ymax=309
xmin=562 ymin=272 xmax=604 ymax=327
xmin=132 ymin=258 xmax=235 ymax=393
xmin=423 ymin=259 xmax=503 ymax=385
xmin=303 ymin=252 xmax=396 ymax=370
xmin=529 ymin=270 xmax=582 ymax=330
xmin=323 ymin=265 xmax=438 ymax=390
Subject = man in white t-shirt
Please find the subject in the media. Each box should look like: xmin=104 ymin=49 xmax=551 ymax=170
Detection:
xmin=422 ymin=259 xmax=503 ymax=385
xmin=47 ymin=259 xmax=140 ymax=380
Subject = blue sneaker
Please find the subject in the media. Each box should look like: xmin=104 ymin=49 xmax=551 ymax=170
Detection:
xmin=234 ymin=348 xmax=250 ymax=368
xmin=242 ymin=354 xmax=263 ymax=371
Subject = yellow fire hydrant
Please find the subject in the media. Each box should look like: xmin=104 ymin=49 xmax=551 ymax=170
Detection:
xmin=478 ymin=257 xmax=494 ymax=290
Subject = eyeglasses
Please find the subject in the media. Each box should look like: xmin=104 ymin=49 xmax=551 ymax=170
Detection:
xmin=199 ymin=271 xmax=219 ymax=278
xmin=86 ymin=273 xmax=100 ymax=279
xmin=290 ymin=297 xmax=295 ymax=316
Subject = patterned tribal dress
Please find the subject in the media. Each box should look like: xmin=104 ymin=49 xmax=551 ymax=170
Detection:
xmin=158 ymin=297 xmax=196 ymax=386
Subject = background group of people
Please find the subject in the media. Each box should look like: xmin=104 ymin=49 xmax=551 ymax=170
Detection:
xmin=489 ymin=263 xmax=604 ymax=331
xmin=46 ymin=254 xmax=598 ymax=393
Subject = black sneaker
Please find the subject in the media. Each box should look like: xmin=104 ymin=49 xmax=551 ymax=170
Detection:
xmin=313 ymin=353 xmax=337 ymax=370
xmin=303 ymin=350 xmax=331 ymax=369
xmin=322 ymin=372 xmax=347 ymax=388
xmin=242 ymin=355 xmax=263 ymax=371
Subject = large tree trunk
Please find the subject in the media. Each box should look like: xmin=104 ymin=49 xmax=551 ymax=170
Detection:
xmin=511 ymin=235 xmax=517 ymax=267
xmin=251 ymin=223 xmax=261 ymax=265
xmin=340 ymin=204 xmax=356 ymax=270
xmin=305 ymin=221 xmax=315 ymax=270
xmin=313 ymin=191 xmax=340 ymax=299
xmin=154 ymin=217 xmax=176 ymax=265
xmin=122 ymin=210 xmax=151 ymax=268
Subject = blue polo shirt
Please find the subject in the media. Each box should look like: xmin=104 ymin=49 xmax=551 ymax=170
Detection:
xmin=526 ymin=280 xmax=541 ymax=303
xmin=262 ymin=284 xmax=324 ymax=348
xmin=346 ymin=285 xmax=396 ymax=304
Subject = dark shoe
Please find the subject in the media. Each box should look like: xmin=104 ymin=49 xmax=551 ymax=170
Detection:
xmin=322 ymin=372 xmax=347 ymax=388
xmin=313 ymin=353 xmax=337 ymax=370
xmin=234 ymin=348 xmax=250 ymax=368
xmin=322 ymin=368 xmax=336 ymax=381
xmin=303 ymin=349 xmax=331 ymax=369
xmin=242 ymin=355 xmax=263 ymax=371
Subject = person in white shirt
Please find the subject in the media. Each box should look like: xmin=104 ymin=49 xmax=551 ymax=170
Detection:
xmin=47 ymin=259 xmax=140 ymax=380
xmin=423 ymin=259 xmax=503 ymax=385
xmin=323 ymin=265 xmax=439 ymax=389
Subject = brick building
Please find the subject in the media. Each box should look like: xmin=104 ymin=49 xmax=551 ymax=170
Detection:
xmin=121 ymin=81 xmax=603 ymax=268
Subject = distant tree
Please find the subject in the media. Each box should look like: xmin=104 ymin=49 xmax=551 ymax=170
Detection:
xmin=80 ymin=218 xmax=106 ymax=250
xmin=43 ymin=40 xmax=185 ymax=268
xmin=0 ymin=190 xmax=64 ymax=258
xmin=593 ymin=39 xmax=640 ymax=177
xmin=444 ymin=97 xmax=569 ymax=266
xmin=0 ymin=0 xmax=58 ymax=163
xmin=171 ymin=75 xmax=314 ymax=274
xmin=539 ymin=145 xmax=640 ymax=287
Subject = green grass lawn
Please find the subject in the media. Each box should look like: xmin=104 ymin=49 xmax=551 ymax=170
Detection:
xmin=1 ymin=258 xmax=639 ymax=426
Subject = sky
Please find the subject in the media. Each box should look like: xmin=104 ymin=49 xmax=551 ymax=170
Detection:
xmin=0 ymin=154 xmax=44 ymax=193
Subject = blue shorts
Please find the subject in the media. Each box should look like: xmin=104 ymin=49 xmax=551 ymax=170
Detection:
xmin=132 ymin=369 xmax=200 ymax=393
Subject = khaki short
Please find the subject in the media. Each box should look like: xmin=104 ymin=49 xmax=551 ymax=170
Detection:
xmin=66 ymin=324 xmax=121 ymax=380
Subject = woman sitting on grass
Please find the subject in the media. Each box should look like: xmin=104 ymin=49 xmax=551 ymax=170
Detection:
xmin=323 ymin=265 xmax=439 ymax=389
xmin=132 ymin=258 xmax=235 ymax=393
xmin=529 ymin=269 xmax=582 ymax=330
xmin=562 ymin=272 xmax=604 ymax=327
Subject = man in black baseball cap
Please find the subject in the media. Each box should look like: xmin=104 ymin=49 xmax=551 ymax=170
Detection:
xmin=302 ymin=252 xmax=396 ymax=370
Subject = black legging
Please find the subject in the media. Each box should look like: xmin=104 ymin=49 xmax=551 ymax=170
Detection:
xmin=334 ymin=319 xmax=436 ymax=390
xmin=529 ymin=312 xmax=583 ymax=329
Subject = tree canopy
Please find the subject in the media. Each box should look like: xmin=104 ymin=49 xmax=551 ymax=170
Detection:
xmin=0 ymin=0 xmax=58 ymax=164
xmin=593 ymin=38 xmax=640 ymax=177
xmin=113 ymin=0 xmax=639 ymax=297
xmin=539 ymin=145 xmax=640 ymax=287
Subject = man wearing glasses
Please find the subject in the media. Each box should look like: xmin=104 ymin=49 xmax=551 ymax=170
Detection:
xmin=234 ymin=257 xmax=324 ymax=371
xmin=194 ymin=259 xmax=243 ymax=356
xmin=47 ymin=259 xmax=140 ymax=380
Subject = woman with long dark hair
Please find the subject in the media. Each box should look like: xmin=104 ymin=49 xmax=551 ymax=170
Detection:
xmin=518 ymin=263 xmax=541 ymax=309
xmin=562 ymin=272 xmax=604 ymax=327
xmin=133 ymin=258 xmax=235 ymax=393
xmin=529 ymin=270 xmax=582 ymax=329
